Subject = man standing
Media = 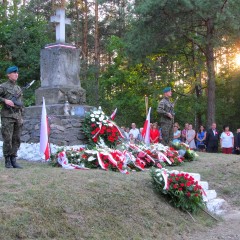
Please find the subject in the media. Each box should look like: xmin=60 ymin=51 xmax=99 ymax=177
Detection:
xmin=0 ymin=66 xmax=23 ymax=168
xmin=157 ymin=87 xmax=174 ymax=145
xmin=206 ymin=122 xmax=219 ymax=153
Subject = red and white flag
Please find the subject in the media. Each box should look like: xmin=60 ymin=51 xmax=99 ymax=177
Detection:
xmin=110 ymin=108 xmax=117 ymax=120
xmin=142 ymin=107 xmax=151 ymax=145
xmin=40 ymin=97 xmax=50 ymax=160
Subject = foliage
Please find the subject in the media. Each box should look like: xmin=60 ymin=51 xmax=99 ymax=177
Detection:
xmin=151 ymin=168 xmax=205 ymax=213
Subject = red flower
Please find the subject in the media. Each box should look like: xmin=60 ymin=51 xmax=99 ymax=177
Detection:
xmin=81 ymin=154 xmax=88 ymax=159
xmin=173 ymin=184 xmax=178 ymax=189
xmin=186 ymin=192 xmax=191 ymax=197
xmin=186 ymin=181 xmax=192 ymax=187
xmin=178 ymin=188 xmax=183 ymax=191
xmin=180 ymin=183 xmax=185 ymax=187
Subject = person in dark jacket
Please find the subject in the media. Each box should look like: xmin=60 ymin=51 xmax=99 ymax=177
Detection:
xmin=233 ymin=128 xmax=240 ymax=154
xmin=206 ymin=122 xmax=219 ymax=153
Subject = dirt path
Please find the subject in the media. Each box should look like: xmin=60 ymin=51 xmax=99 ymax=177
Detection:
xmin=188 ymin=210 xmax=240 ymax=240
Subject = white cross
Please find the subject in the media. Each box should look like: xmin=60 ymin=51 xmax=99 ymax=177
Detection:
xmin=50 ymin=8 xmax=71 ymax=43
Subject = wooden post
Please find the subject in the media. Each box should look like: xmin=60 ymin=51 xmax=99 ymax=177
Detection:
xmin=145 ymin=95 xmax=148 ymax=117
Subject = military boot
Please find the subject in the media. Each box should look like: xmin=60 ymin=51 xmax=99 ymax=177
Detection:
xmin=5 ymin=156 xmax=13 ymax=168
xmin=10 ymin=156 xmax=23 ymax=169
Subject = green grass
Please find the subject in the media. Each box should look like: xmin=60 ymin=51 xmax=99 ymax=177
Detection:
xmin=0 ymin=152 xmax=239 ymax=239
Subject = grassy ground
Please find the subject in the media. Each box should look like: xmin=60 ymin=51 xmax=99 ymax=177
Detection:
xmin=0 ymin=152 xmax=239 ymax=240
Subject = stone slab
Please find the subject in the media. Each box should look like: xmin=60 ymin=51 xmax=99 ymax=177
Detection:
xmin=23 ymin=104 xmax=92 ymax=118
xmin=199 ymin=181 xmax=209 ymax=191
xmin=40 ymin=46 xmax=81 ymax=88
xmin=206 ymin=198 xmax=228 ymax=215
xmin=203 ymin=189 xmax=217 ymax=201
xmin=35 ymin=86 xmax=86 ymax=105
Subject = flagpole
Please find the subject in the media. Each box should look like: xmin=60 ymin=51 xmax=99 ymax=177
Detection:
xmin=145 ymin=95 xmax=148 ymax=118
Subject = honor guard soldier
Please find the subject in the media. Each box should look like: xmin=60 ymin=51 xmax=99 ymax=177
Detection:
xmin=157 ymin=87 xmax=174 ymax=145
xmin=0 ymin=66 xmax=23 ymax=168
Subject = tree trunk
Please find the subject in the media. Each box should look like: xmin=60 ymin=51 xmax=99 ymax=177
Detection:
xmin=206 ymin=18 xmax=216 ymax=128
xmin=83 ymin=0 xmax=88 ymax=60
xmin=2 ymin=0 xmax=8 ymax=19
xmin=94 ymin=0 xmax=100 ymax=104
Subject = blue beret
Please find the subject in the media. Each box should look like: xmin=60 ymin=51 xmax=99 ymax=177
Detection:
xmin=163 ymin=87 xmax=171 ymax=93
xmin=6 ymin=66 xmax=18 ymax=74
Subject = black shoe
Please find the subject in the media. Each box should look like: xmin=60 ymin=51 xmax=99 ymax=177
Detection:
xmin=10 ymin=156 xmax=23 ymax=169
xmin=5 ymin=156 xmax=13 ymax=168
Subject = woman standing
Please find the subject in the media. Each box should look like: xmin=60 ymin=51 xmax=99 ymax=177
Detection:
xmin=173 ymin=122 xmax=181 ymax=144
xmin=196 ymin=125 xmax=206 ymax=152
xmin=220 ymin=125 xmax=234 ymax=154
xmin=150 ymin=122 xmax=160 ymax=143
xmin=186 ymin=124 xmax=196 ymax=149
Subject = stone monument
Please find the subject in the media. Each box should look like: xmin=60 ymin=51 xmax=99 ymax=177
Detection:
xmin=22 ymin=7 xmax=92 ymax=146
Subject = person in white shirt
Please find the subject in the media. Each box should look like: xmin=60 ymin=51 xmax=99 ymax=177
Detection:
xmin=220 ymin=125 xmax=234 ymax=154
xmin=129 ymin=123 xmax=140 ymax=141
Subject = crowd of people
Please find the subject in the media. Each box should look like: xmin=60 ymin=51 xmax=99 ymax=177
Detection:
xmin=121 ymin=122 xmax=240 ymax=155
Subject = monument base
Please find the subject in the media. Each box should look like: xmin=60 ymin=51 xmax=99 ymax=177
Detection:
xmin=35 ymin=87 xmax=86 ymax=105
xmin=20 ymin=104 xmax=93 ymax=146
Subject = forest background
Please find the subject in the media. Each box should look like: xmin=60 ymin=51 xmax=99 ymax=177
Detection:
xmin=0 ymin=0 xmax=240 ymax=131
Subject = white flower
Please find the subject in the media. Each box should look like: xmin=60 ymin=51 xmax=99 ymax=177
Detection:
xmin=95 ymin=115 xmax=99 ymax=118
xmin=99 ymin=116 xmax=104 ymax=121
xmin=102 ymin=120 xmax=107 ymax=124
xmin=90 ymin=114 xmax=94 ymax=117
xmin=159 ymin=177 xmax=163 ymax=181
xmin=88 ymin=156 xmax=96 ymax=161
xmin=98 ymin=106 xmax=102 ymax=110
xmin=91 ymin=118 xmax=95 ymax=122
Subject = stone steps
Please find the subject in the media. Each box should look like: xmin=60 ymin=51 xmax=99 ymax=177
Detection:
xmin=187 ymin=172 xmax=227 ymax=215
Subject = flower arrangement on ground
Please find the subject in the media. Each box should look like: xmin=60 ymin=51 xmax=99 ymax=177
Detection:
xmin=150 ymin=168 xmax=206 ymax=213
xmin=82 ymin=106 xmax=124 ymax=148
xmin=171 ymin=142 xmax=198 ymax=161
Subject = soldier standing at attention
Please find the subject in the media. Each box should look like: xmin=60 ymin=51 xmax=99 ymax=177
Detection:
xmin=0 ymin=66 xmax=23 ymax=168
xmin=157 ymin=87 xmax=174 ymax=145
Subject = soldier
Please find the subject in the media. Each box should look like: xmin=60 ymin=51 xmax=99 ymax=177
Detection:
xmin=157 ymin=87 xmax=174 ymax=145
xmin=0 ymin=66 xmax=23 ymax=168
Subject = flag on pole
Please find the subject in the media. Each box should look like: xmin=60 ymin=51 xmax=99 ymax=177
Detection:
xmin=40 ymin=97 xmax=50 ymax=160
xmin=110 ymin=108 xmax=117 ymax=120
xmin=142 ymin=107 xmax=151 ymax=145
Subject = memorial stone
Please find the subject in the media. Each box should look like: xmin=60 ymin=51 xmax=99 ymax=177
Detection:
xmin=20 ymin=7 xmax=92 ymax=146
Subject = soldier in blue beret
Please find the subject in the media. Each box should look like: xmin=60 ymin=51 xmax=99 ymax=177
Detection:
xmin=0 ymin=66 xmax=23 ymax=168
xmin=157 ymin=87 xmax=174 ymax=145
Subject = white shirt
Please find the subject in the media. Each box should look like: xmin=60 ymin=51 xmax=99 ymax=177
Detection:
xmin=129 ymin=128 xmax=140 ymax=139
xmin=220 ymin=132 xmax=234 ymax=148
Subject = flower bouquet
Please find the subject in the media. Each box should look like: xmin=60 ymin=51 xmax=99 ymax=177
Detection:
xmin=150 ymin=168 xmax=205 ymax=213
xmin=171 ymin=142 xmax=198 ymax=161
xmin=82 ymin=107 xmax=124 ymax=148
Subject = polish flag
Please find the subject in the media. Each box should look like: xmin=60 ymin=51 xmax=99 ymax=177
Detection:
xmin=110 ymin=108 xmax=117 ymax=120
xmin=40 ymin=97 xmax=50 ymax=160
xmin=142 ymin=107 xmax=151 ymax=145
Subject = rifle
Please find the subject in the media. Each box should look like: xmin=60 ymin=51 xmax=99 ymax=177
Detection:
xmin=7 ymin=80 xmax=35 ymax=109
xmin=170 ymin=96 xmax=179 ymax=116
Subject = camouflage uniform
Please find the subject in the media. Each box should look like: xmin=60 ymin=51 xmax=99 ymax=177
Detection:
xmin=157 ymin=97 xmax=174 ymax=145
xmin=0 ymin=80 xmax=23 ymax=168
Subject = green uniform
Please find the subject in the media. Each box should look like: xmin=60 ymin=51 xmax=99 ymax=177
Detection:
xmin=157 ymin=97 xmax=174 ymax=145
xmin=0 ymin=80 xmax=23 ymax=158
